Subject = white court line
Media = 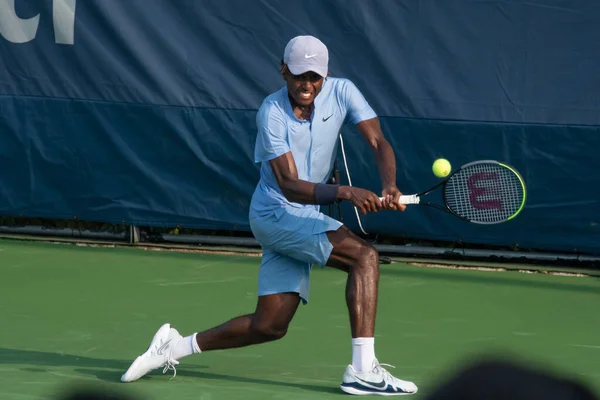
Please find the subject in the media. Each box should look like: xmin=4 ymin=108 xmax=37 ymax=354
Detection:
xmin=158 ymin=277 xmax=249 ymax=286
xmin=570 ymin=344 xmax=600 ymax=349
xmin=81 ymin=347 xmax=97 ymax=354
xmin=512 ymin=332 xmax=537 ymax=336
xmin=48 ymin=370 xmax=99 ymax=381
xmin=0 ymin=393 xmax=43 ymax=399
xmin=192 ymin=257 xmax=243 ymax=269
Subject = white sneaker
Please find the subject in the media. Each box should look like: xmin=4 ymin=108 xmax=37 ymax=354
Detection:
xmin=121 ymin=323 xmax=183 ymax=383
xmin=340 ymin=359 xmax=418 ymax=396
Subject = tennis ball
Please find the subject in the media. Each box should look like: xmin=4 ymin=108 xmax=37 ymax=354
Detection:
xmin=432 ymin=158 xmax=451 ymax=178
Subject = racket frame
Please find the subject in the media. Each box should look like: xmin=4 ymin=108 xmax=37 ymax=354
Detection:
xmin=395 ymin=160 xmax=527 ymax=224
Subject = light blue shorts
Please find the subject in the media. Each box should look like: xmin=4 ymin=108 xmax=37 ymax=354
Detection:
xmin=249 ymin=204 xmax=343 ymax=304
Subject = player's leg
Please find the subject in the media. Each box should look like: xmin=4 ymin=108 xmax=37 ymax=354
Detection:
xmin=187 ymin=250 xmax=309 ymax=353
xmin=121 ymin=292 xmax=300 ymax=383
xmin=121 ymin=250 xmax=306 ymax=383
xmin=193 ymin=291 xmax=301 ymax=351
xmin=326 ymin=225 xmax=379 ymax=339
xmin=326 ymin=225 xmax=418 ymax=395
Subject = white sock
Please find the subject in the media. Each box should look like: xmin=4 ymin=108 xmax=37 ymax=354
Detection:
xmin=352 ymin=337 xmax=375 ymax=373
xmin=171 ymin=333 xmax=202 ymax=360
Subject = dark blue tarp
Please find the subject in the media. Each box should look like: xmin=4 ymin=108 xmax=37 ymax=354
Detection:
xmin=1 ymin=0 xmax=599 ymax=254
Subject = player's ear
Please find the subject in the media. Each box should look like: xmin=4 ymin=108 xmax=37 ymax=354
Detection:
xmin=280 ymin=62 xmax=289 ymax=79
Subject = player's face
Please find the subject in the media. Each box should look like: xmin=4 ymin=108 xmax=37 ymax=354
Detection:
xmin=282 ymin=66 xmax=324 ymax=107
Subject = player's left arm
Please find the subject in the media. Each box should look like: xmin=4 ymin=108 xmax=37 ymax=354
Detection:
xmin=356 ymin=118 xmax=405 ymax=212
xmin=342 ymin=79 xmax=405 ymax=211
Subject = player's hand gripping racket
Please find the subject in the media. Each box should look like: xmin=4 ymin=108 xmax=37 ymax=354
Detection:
xmin=381 ymin=160 xmax=527 ymax=224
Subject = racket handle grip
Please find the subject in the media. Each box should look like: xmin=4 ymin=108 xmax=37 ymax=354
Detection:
xmin=378 ymin=195 xmax=420 ymax=204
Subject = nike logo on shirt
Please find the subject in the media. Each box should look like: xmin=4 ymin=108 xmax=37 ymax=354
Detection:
xmin=323 ymin=114 xmax=333 ymax=122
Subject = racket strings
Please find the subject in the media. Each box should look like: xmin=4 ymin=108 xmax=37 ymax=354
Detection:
xmin=444 ymin=163 xmax=524 ymax=224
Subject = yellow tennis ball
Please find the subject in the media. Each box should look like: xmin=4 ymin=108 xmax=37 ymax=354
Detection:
xmin=432 ymin=158 xmax=451 ymax=178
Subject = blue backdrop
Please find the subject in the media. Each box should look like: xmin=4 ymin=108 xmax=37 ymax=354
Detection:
xmin=1 ymin=0 xmax=598 ymax=254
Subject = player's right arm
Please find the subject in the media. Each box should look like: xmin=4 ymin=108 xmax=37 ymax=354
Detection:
xmin=255 ymin=102 xmax=382 ymax=214
xmin=268 ymin=152 xmax=382 ymax=214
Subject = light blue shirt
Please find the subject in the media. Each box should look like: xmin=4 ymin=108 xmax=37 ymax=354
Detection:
xmin=250 ymin=77 xmax=377 ymax=217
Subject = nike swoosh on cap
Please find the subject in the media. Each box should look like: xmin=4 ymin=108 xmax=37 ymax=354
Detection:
xmin=304 ymin=54 xmax=318 ymax=58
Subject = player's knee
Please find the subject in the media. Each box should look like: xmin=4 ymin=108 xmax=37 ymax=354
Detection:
xmin=250 ymin=320 xmax=289 ymax=342
xmin=359 ymin=244 xmax=379 ymax=268
xmin=354 ymin=244 xmax=379 ymax=275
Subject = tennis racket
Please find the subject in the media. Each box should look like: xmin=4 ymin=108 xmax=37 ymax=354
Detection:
xmin=380 ymin=160 xmax=527 ymax=224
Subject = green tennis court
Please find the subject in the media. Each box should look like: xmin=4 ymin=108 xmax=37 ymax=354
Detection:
xmin=1 ymin=238 xmax=599 ymax=399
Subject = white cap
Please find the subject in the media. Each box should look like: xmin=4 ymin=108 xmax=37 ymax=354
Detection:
xmin=283 ymin=35 xmax=329 ymax=78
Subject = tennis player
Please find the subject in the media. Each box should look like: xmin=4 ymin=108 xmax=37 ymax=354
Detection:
xmin=121 ymin=35 xmax=418 ymax=396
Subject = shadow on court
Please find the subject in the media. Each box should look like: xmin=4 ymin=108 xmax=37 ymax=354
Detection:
xmin=77 ymin=368 xmax=341 ymax=395
xmin=380 ymin=264 xmax=600 ymax=295
xmin=0 ymin=348 xmax=144 ymax=371
xmin=0 ymin=348 xmax=341 ymax=396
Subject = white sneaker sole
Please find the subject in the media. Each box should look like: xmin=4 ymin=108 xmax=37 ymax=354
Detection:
xmin=340 ymin=384 xmax=417 ymax=396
